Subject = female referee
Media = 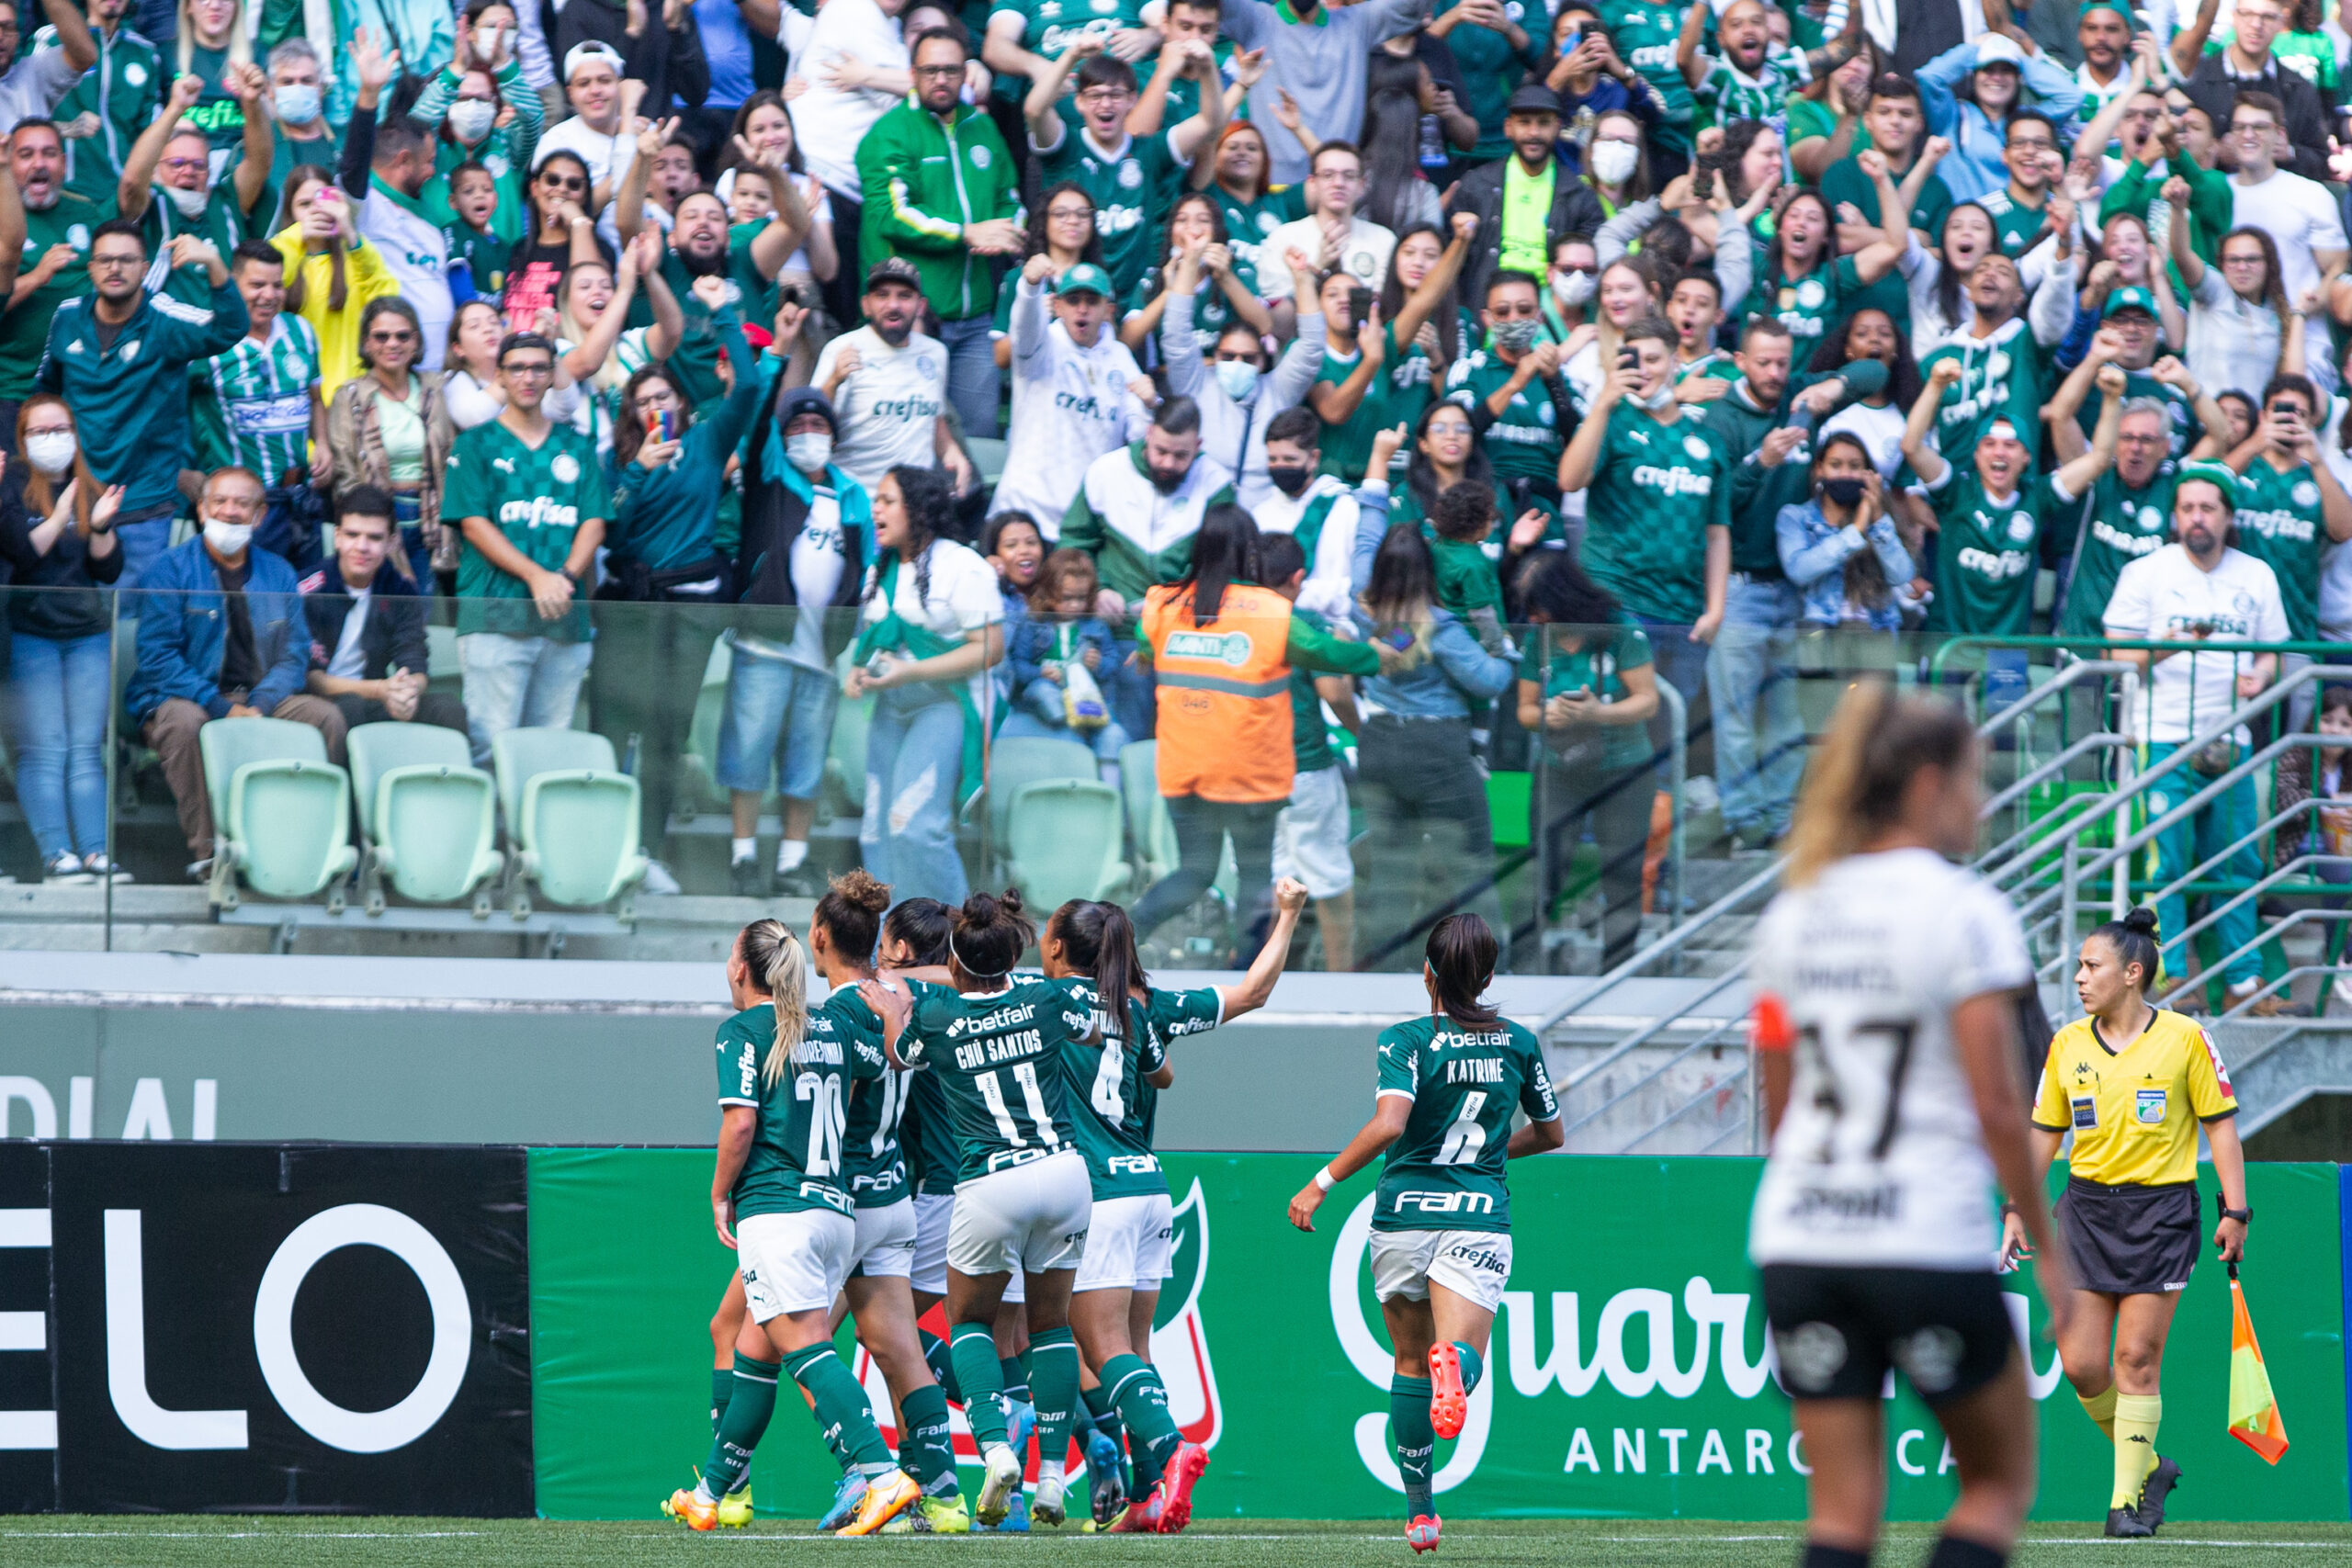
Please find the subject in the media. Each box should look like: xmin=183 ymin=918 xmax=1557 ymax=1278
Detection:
xmin=664 ymin=919 xmax=921 ymax=1535
xmin=2003 ymin=907 xmax=2248 ymax=1538
xmin=1284 ymin=912 xmax=1565 ymax=1556
xmin=863 ymin=889 xmax=1102 ymax=1529
xmin=1043 ymin=884 xmax=1310 ymax=1531
xmin=1749 ymin=685 xmax=2074 ymax=1568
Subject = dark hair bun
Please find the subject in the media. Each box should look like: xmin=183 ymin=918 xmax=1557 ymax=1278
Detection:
xmin=829 ymin=867 xmax=891 ymax=915
xmin=2122 ymin=906 xmax=2160 ymax=936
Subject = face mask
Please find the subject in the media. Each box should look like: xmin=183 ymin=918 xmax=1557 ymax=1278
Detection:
xmin=22 ymin=431 xmax=74 ymax=476
xmin=1589 ymin=140 xmax=1638 ymax=186
xmin=202 ymin=518 xmax=254 ymax=556
xmin=447 ymin=97 xmax=497 ymax=145
xmin=1214 ymin=360 xmax=1261 ymax=403
xmin=473 ymin=24 xmax=503 ymax=61
xmin=1639 ymin=381 xmax=1677 ymax=412
xmin=1491 ymin=317 xmax=1540 ymax=354
xmin=163 ymin=181 xmax=209 ymax=219
xmin=1266 ymin=463 xmax=1311 ymax=496
xmin=1553 ymin=267 xmax=1595 ymax=307
xmin=786 ymin=431 xmax=833 ymax=473
xmin=274 ymin=83 xmax=322 ymax=125
xmin=1821 ymin=475 xmax=1867 ymax=507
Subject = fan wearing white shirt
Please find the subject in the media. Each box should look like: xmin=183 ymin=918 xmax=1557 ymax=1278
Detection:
xmin=2224 ymin=92 xmax=2348 ymax=369
xmin=990 ymin=255 xmax=1153 ymax=536
xmin=2101 ymin=465 xmax=2290 ymax=1008
xmin=811 ymin=259 xmax=976 ymax=496
xmin=1261 ymin=143 xmax=1396 ymax=325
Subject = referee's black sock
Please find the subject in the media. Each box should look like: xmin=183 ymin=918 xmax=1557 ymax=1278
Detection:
xmin=1802 ymin=1541 xmax=1871 ymax=1568
xmin=1923 ymin=1534 xmax=2006 ymax=1568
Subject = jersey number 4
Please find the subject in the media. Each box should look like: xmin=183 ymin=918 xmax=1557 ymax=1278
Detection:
xmin=978 ymin=1063 xmax=1062 ymax=1150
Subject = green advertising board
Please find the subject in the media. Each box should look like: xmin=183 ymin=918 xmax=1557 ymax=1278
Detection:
xmin=526 ymin=1150 xmax=2347 ymax=1521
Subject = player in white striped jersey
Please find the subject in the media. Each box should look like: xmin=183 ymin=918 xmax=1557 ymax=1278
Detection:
xmin=1748 ymin=683 xmax=2074 ymax=1568
xmin=990 ymin=255 xmax=1152 ymax=538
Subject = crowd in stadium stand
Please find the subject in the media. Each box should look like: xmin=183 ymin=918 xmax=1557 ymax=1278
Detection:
xmin=6 ymin=0 xmax=2352 ymax=989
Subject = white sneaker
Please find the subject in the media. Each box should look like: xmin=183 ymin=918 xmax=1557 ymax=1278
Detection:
xmin=640 ymin=859 xmax=682 ymax=896
xmin=42 ymin=852 xmax=92 ymax=885
xmin=2332 ymin=973 xmax=2352 ymax=1014
xmin=81 ymin=854 xmax=131 ymax=884
xmin=975 ymin=1444 xmax=1022 ymax=1526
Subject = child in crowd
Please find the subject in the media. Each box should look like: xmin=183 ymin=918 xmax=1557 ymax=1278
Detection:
xmin=441 ymin=163 xmax=509 ymax=301
xmin=1003 ymin=547 xmax=1129 ymax=787
xmin=983 ymin=512 xmax=1045 ymax=708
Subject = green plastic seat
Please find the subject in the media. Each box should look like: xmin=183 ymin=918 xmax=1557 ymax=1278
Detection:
xmin=986 ymin=735 xmax=1099 ymax=846
xmin=198 ymin=716 xmax=356 ymax=901
xmin=1005 ymin=778 xmax=1131 ymax=908
xmin=492 ymin=728 xmax=647 ymax=908
xmin=966 ymin=435 xmax=1009 ymax=488
xmin=347 ymin=723 xmax=503 ymax=905
xmin=1117 ymin=739 xmax=1179 ymax=886
xmin=681 ymin=637 xmax=733 ymax=815
xmin=825 ymin=689 xmax=873 ymax=817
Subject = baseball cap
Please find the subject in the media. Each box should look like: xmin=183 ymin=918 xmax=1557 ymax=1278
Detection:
xmin=1505 ymin=83 xmax=1562 ymax=118
xmin=562 ymin=40 xmax=626 ymax=81
xmin=1973 ymin=31 xmax=2025 ymax=69
xmin=865 ymin=256 xmax=922 ymax=291
xmin=776 ymin=386 xmax=839 ymax=436
xmin=2176 ymin=458 xmax=2241 ymax=511
xmin=2102 ymin=284 xmax=2158 ymax=319
xmin=2077 ymin=0 xmax=2132 ymax=19
xmin=1054 ymin=262 xmax=1114 ymax=299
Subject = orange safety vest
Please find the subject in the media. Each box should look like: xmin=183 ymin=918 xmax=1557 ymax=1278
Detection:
xmin=1140 ymin=581 xmax=1297 ymax=805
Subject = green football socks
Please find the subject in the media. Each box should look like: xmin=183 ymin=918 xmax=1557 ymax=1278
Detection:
xmin=783 ymin=1342 xmax=895 ymax=1476
xmin=1100 ymin=1352 xmax=1182 ymax=1488
xmin=701 ymin=1353 xmax=780 ymax=1497
xmin=950 ymin=1323 xmax=1011 ymax=1449
xmin=897 ymin=1382 xmax=958 ymax=1493
xmin=1391 ymin=1373 xmax=1435 ymax=1519
xmin=1028 ymin=1326 xmax=1081 ymax=1480
xmin=921 ymin=1329 xmax=965 ymax=1405
xmin=1001 ymin=1354 xmax=1034 ymax=1406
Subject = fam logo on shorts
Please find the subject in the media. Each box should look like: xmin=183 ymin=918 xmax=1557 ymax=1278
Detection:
xmin=856 ymin=1179 xmax=1224 ymax=1469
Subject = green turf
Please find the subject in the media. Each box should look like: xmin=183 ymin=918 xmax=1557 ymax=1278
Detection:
xmin=1 ymin=1517 xmax=2346 ymax=1568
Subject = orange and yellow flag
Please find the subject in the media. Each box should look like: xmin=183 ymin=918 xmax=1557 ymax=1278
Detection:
xmin=2227 ymin=1263 xmax=2289 ymax=1464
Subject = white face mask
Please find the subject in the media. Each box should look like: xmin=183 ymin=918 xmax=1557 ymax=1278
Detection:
xmin=1214 ymin=360 xmax=1261 ymax=403
xmin=202 ymin=517 xmax=254 ymax=556
xmin=1639 ymin=380 xmax=1677 ymax=412
xmin=447 ymin=97 xmax=498 ymax=145
xmin=22 ymin=430 xmax=74 ymax=476
xmin=473 ymin=24 xmax=504 ymax=61
xmin=163 ymin=181 xmax=210 ymax=219
xmin=786 ymin=431 xmax=833 ymax=473
xmin=1589 ymin=140 xmax=1638 ymax=186
xmin=1553 ymin=267 xmax=1595 ymax=307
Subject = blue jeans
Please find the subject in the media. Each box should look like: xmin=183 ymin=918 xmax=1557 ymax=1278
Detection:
xmin=458 ymin=632 xmax=595 ymax=766
xmin=938 ymin=313 xmax=1001 ymax=440
xmin=1001 ymin=677 xmax=1130 ymax=763
xmin=1635 ymin=614 xmax=1706 ymax=781
xmin=393 ymin=493 xmax=432 ymax=587
xmin=2143 ymin=741 xmax=2264 ymax=987
xmin=1704 ymin=575 xmax=1803 ymax=837
xmin=7 ymin=631 xmax=110 ymax=859
xmin=716 ymin=650 xmax=840 ymax=801
xmin=115 ymin=513 xmax=175 ymax=593
xmin=860 ymin=682 xmax=969 ymax=905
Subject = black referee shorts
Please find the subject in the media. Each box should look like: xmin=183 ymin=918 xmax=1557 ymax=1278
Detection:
xmin=1760 ymin=1264 xmax=2017 ymax=1405
xmin=2058 ymin=1177 xmax=2201 ymax=1296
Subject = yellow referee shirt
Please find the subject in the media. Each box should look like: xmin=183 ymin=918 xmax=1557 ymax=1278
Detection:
xmin=2031 ymin=1010 xmax=2239 ymax=1187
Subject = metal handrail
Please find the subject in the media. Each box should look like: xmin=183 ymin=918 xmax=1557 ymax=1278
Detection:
xmin=2157 ymin=910 xmax=2352 ymax=1011
xmin=1559 ymin=968 xmax=1748 ymax=1092
xmin=2211 ymin=964 xmax=2352 ymax=1022
xmin=1561 ymin=1006 xmax=1747 ymax=1134
xmin=1978 ymin=731 xmax=2133 ymax=819
xmin=1619 ymin=1058 xmax=1751 ymax=1155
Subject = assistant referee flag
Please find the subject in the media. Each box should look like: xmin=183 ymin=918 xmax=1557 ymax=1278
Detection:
xmin=2227 ymin=1263 xmax=2289 ymax=1463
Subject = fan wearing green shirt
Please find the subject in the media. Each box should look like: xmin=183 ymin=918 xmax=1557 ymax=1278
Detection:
xmin=1976 ymin=109 xmax=2065 ymax=258
xmin=443 ymin=331 xmax=610 ymax=762
xmin=1676 ymin=0 xmax=1864 ymax=140
xmin=1900 ymin=355 xmax=2123 ymax=637
xmin=1026 ymin=35 xmax=1225 ymax=301
xmin=1125 ymin=0 xmax=1261 ymax=138
xmin=1595 ymin=0 xmax=1698 ymax=157
xmin=1555 ymin=312 xmax=1730 ymax=716
xmin=1743 ymin=178 xmax=1901 ymax=354
xmin=1423 ymin=0 xmax=1549 ymax=165
xmin=119 ymin=68 xmax=276 ymax=307
xmin=1445 ymin=269 xmax=1578 ymax=506
xmin=2222 ymin=373 xmax=2352 ymax=728
xmin=0 ymin=120 xmax=113 ymax=429
xmin=1818 ymin=77 xmax=1953 ymax=333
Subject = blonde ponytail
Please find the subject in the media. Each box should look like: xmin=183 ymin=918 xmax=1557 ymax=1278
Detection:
xmin=739 ymin=918 xmax=811 ymax=1085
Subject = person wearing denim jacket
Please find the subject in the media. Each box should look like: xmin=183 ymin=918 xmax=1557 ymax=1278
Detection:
xmin=1775 ymin=432 xmax=1915 ymax=633
xmin=1916 ymin=32 xmax=2085 ymax=204
xmin=1349 ymin=474 xmax=1516 ymax=966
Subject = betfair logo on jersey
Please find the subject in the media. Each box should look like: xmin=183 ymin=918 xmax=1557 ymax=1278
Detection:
xmin=944 ymin=999 xmax=1036 ymax=1038
xmin=1163 ymin=630 xmax=1254 ymax=666
xmin=1955 ymin=547 xmax=2031 ymax=580
xmin=1630 ymin=465 xmax=1713 ymax=499
xmin=497 ymin=498 xmax=581 ymax=530
xmin=2239 ymin=508 xmax=2317 ymax=544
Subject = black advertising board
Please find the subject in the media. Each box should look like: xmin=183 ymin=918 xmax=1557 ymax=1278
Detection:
xmin=0 ymin=1142 xmax=53 ymax=1512
xmin=28 ymin=1143 xmax=532 ymax=1515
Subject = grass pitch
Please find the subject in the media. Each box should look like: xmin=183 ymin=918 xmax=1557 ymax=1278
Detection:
xmin=1 ymin=1517 xmax=2346 ymax=1568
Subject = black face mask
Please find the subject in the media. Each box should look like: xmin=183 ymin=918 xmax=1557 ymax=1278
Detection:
xmin=1267 ymin=464 xmax=1311 ymax=496
xmin=1821 ymin=475 xmax=1867 ymax=507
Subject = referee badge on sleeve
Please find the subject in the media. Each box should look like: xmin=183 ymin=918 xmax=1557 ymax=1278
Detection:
xmin=2135 ymin=1087 xmax=2167 ymax=1124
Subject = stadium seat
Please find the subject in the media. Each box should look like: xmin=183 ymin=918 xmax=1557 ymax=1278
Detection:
xmin=198 ymin=716 xmax=357 ymax=906
xmin=492 ymin=728 xmax=648 ymax=909
xmin=1004 ymin=778 xmax=1131 ymax=908
xmin=680 ymin=637 xmax=733 ymax=815
xmin=824 ymin=691 xmax=873 ymax=818
xmin=1118 ymin=739 xmax=1179 ymax=886
xmin=986 ymin=735 xmax=1099 ymax=848
xmin=346 ymin=723 xmax=503 ymax=909
xmin=965 ymin=435 xmax=1009 ymax=488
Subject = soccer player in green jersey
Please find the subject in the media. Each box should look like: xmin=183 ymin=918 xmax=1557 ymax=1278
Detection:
xmin=663 ymin=919 xmax=921 ymax=1535
xmin=1902 ymin=356 xmax=2123 ymax=636
xmin=864 ymin=889 xmax=1112 ymax=1530
xmin=1040 ymin=884 xmax=1306 ymax=1529
xmin=1285 ymin=913 xmax=1563 ymax=1557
